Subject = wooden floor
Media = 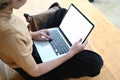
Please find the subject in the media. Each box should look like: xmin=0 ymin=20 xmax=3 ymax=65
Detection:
xmin=0 ymin=0 xmax=120 ymax=80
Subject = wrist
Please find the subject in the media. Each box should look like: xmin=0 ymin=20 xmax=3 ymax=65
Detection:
xmin=30 ymin=31 xmax=33 ymax=36
xmin=30 ymin=31 xmax=36 ymax=40
xmin=67 ymin=50 xmax=74 ymax=58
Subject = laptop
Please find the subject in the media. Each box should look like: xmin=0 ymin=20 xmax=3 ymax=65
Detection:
xmin=33 ymin=3 xmax=94 ymax=62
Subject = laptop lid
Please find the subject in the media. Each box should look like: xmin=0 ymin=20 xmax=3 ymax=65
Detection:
xmin=59 ymin=4 xmax=94 ymax=45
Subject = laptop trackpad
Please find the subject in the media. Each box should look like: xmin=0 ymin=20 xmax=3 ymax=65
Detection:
xmin=34 ymin=41 xmax=61 ymax=62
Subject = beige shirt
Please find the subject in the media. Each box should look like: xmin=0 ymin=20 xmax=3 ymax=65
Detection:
xmin=0 ymin=9 xmax=36 ymax=72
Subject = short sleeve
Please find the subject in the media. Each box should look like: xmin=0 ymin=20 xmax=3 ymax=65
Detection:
xmin=2 ymin=32 xmax=36 ymax=72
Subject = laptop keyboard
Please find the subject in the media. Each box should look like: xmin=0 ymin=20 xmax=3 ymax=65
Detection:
xmin=50 ymin=30 xmax=70 ymax=55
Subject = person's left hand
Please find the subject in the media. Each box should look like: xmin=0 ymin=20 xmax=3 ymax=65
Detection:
xmin=30 ymin=29 xmax=51 ymax=41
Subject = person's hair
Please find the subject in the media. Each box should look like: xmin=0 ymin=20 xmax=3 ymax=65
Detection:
xmin=0 ymin=0 xmax=11 ymax=9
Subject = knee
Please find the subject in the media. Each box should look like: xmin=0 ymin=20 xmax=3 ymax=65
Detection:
xmin=56 ymin=8 xmax=67 ymax=16
xmin=79 ymin=50 xmax=104 ymax=77
xmin=85 ymin=50 xmax=104 ymax=77
xmin=58 ymin=8 xmax=67 ymax=12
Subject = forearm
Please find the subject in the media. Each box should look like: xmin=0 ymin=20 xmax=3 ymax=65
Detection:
xmin=30 ymin=51 xmax=74 ymax=77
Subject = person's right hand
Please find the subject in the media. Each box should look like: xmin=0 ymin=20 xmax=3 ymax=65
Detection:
xmin=30 ymin=29 xmax=51 ymax=41
xmin=68 ymin=39 xmax=88 ymax=56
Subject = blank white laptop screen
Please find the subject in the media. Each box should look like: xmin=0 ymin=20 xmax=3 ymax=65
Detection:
xmin=59 ymin=4 xmax=94 ymax=45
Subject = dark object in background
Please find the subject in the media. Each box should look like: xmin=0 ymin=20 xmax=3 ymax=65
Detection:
xmin=89 ymin=0 xmax=94 ymax=2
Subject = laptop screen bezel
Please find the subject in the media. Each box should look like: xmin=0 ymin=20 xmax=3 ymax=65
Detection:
xmin=59 ymin=3 xmax=94 ymax=46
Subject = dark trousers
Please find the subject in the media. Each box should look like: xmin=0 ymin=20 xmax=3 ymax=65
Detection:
xmin=15 ymin=8 xmax=103 ymax=80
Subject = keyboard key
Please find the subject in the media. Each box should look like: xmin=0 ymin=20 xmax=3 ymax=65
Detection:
xmin=50 ymin=30 xmax=69 ymax=55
